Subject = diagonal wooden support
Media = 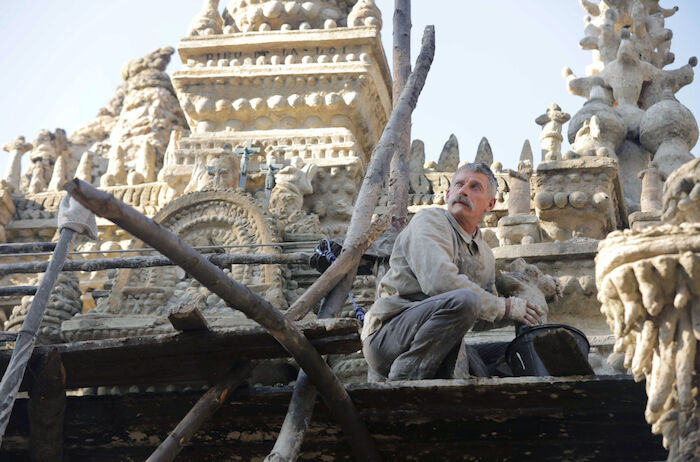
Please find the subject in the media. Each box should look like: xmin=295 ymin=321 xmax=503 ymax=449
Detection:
xmin=269 ymin=23 xmax=435 ymax=462
xmin=0 ymin=228 xmax=75 ymax=445
xmin=64 ymin=179 xmax=382 ymax=462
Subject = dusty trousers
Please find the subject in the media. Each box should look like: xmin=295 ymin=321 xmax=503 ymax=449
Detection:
xmin=362 ymin=289 xmax=480 ymax=381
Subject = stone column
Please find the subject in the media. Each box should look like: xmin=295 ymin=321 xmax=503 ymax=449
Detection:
xmin=2 ymin=136 xmax=33 ymax=193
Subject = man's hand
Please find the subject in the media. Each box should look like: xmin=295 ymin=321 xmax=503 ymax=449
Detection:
xmin=505 ymin=297 xmax=544 ymax=326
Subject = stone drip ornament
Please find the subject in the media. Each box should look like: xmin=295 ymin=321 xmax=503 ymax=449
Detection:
xmin=596 ymin=157 xmax=700 ymax=460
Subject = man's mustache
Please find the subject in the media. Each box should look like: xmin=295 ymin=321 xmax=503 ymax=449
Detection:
xmin=450 ymin=194 xmax=473 ymax=209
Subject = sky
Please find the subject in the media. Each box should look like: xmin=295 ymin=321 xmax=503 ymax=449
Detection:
xmin=0 ymin=1 xmax=698 ymax=176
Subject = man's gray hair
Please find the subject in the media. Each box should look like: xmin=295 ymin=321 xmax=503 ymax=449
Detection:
xmin=451 ymin=162 xmax=498 ymax=198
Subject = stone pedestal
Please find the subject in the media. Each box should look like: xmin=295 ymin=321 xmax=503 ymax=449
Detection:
xmin=533 ymin=157 xmax=627 ymax=241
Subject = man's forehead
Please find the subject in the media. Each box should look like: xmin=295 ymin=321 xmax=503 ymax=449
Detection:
xmin=451 ymin=170 xmax=488 ymax=185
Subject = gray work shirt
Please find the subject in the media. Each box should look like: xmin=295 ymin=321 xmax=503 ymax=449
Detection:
xmin=361 ymin=207 xmax=505 ymax=340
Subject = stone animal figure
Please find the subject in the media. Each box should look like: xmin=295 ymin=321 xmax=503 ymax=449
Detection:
xmin=495 ymin=258 xmax=560 ymax=325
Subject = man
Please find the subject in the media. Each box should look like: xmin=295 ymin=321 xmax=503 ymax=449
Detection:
xmin=362 ymin=162 xmax=543 ymax=381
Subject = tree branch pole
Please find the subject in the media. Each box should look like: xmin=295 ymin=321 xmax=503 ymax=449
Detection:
xmin=0 ymin=228 xmax=75 ymax=445
xmin=388 ymin=0 xmax=412 ymax=231
xmin=63 ymin=179 xmax=381 ymax=462
xmin=268 ymin=25 xmax=435 ymax=462
xmin=0 ymin=252 xmax=311 ymax=276
xmin=146 ymin=361 xmax=255 ymax=462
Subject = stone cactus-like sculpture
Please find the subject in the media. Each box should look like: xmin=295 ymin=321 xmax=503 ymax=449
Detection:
xmin=565 ymin=0 xmax=697 ymax=212
xmin=596 ymin=157 xmax=700 ymax=460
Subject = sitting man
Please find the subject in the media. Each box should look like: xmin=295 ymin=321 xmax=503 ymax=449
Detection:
xmin=362 ymin=162 xmax=543 ymax=381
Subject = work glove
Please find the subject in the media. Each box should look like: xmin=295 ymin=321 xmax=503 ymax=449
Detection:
xmin=57 ymin=194 xmax=98 ymax=240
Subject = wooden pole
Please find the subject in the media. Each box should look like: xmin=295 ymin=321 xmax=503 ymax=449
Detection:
xmin=268 ymin=25 xmax=435 ymax=462
xmin=0 ymin=228 xmax=75 ymax=444
xmin=0 ymin=286 xmax=37 ymax=297
xmin=145 ymin=361 xmax=254 ymax=462
xmin=0 ymin=252 xmax=310 ymax=276
xmin=63 ymin=179 xmax=381 ymax=462
xmin=388 ymin=0 xmax=412 ymax=231
xmin=29 ymin=348 xmax=65 ymax=462
xmin=0 ymin=242 xmax=56 ymax=255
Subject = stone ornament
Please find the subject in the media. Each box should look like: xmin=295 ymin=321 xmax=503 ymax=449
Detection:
xmin=188 ymin=0 xmax=224 ymax=37
xmin=565 ymin=1 xmax=696 ymax=210
xmin=536 ymin=104 xmax=571 ymax=161
xmin=596 ymin=156 xmax=700 ymax=460
xmin=1 ymin=136 xmax=32 ymax=193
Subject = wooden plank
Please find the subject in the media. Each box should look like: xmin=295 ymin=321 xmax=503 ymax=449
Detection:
xmin=0 ymin=319 xmax=361 ymax=389
xmin=167 ymin=305 xmax=209 ymax=332
xmin=0 ymin=376 xmax=667 ymax=461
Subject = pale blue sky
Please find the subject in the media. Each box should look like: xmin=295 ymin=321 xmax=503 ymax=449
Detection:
xmin=1 ymin=1 xmax=698 ymax=175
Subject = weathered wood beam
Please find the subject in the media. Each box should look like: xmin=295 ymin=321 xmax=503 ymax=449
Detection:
xmin=0 ymin=228 xmax=75 ymax=445
xmin=0 ymin=332 xmax=18 ymax=343
xmin=168 ymin=305 xmax=210 ymax=332
xmin=388 ymin=0 xmax=412 ymax=231
xmin=29 ymin=348 xmax=65 ymax=462
xmin=0 ymin=286 xmax=37 ymax=297
xmin=0 ymin=318 xmax=361 ymax=389
xmin=270 ymin=24 xmax=435 ymax=462
xmin=0 ymin=241 xmax=56 ymax=255
xmin=63 ymin=179 xmax=381 ymax=462
xmin=0 ymin=252 xmax=310 ymax=276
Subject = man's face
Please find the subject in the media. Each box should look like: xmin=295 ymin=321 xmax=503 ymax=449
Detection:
xmin=445 ymin=170 xmax=496 ymax=229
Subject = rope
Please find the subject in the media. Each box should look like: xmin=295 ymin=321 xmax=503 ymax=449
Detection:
xmin=314 ymin=239 xmax=365 ymax=325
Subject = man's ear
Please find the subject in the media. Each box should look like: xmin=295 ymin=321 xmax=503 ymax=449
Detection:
xmin=486 ymin=197 xmax=496 ymax=212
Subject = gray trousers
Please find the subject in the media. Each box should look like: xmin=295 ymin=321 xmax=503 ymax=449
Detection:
xmin=362 ymin=289 xmax=480 ymax=381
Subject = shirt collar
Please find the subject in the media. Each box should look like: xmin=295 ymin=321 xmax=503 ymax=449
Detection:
xmin=444 ymin=209 xmax=481 ymax=245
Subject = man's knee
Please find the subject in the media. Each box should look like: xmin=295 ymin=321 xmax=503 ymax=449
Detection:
xmin=443 ymin=289 xmax=480 ymax=325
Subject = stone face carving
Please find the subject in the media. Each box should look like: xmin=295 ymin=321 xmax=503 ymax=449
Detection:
xmin=2 ymin=136 xmax=32 ymax=193
xmin=184 ymin=145 xmax=241 ymax=194
xmin=596 ymin=156 xmax=700 ymax=459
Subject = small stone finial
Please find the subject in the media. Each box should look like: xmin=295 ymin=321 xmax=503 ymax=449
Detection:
xmin=638 ymin=162 xmax=666 ymax=212
xmin=347 ymin=0 xmax=382 ymax=28
xmin=437 ymin=134 xmax=460 ymax=172
xmin=75 ymin=151 xmax=93 ymax=183
xmin=520 ymin=140 xmax=534 ymax=164
xmin=2 ymin=136 xmax=33 ymax=154
xmin=2 ymin=136 xmax=33 ymax=193
xmin=188 ymin=0 xmax=224 ymax=37
xmin=536 ymin=104 xmax=570 ymax=162
xmin=475 ymin=137 xmax=493 ymax=166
